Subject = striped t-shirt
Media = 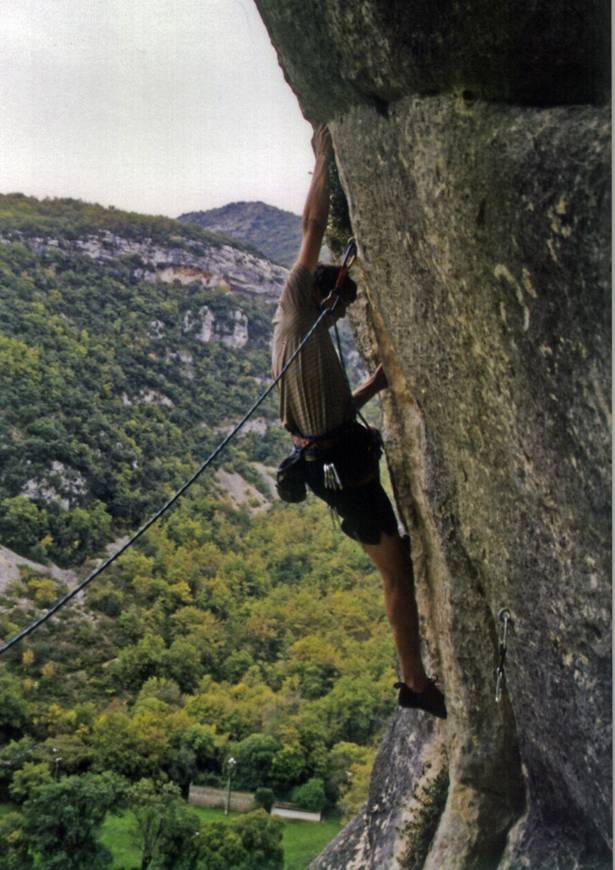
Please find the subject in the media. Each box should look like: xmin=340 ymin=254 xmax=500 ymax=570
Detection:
xmin=272 ymin=264 xmax=354 ymax=437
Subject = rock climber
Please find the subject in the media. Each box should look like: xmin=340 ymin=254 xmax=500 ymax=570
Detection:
xmin=272 ymin=125 xmax=446 ymax=719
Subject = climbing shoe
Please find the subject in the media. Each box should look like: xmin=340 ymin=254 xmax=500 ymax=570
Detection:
xmin=395 ymin=680 xmax=447 ymax=719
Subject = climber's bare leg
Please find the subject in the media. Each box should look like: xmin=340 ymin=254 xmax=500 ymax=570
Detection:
xmin=361 ymin=532 xmax=428 ymax=691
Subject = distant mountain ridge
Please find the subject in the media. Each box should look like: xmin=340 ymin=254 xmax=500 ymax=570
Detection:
xmin=178 ymin=201 xmax=302 ymax=268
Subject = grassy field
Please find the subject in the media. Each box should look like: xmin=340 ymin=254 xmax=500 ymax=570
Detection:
xmin=99 ymin=805 xmax=341 ymax=870
xmin=2 ymin=800 xmax=341 ymax=868
xmin=278 ymin=815 xmax=341 ymax=870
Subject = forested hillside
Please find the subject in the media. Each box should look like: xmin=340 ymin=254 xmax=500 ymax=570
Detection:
xmin=0 ymin=194 xmax=289 ymax=567
xmin=0 ymin=496 xmax=395 ymax=854
xmin=0 ymin=195 xmax=395 ymax=867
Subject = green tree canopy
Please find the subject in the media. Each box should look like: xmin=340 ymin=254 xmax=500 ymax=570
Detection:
xmin=230 ymin=734 xmax=280 ymax=791
xmin=292 ymin=777 xmax=327 ymax=812
xmin=230 ymin=810 xmax=284 ymax=870
xmin=9 ymin=761 xmax=53 ymax=804
xmin=0 ymin=670 xmax=31 ymax=742
xmin=22 ymin=771 xmax=126 ymax=869
xmin=129 ymin=778 xmax=201 ymax=870
xmin=0 ymin=811 xmax=33 ymax=870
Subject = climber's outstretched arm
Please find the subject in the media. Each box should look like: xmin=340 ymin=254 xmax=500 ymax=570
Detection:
xmin=353 ymin=363 xmax=388 ymax=410
xmin=297 ymin=125 xmax=332 ymax=274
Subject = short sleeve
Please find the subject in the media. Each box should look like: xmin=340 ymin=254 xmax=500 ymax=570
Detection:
xmin=279 ymin=264 xmax=317 ymax=320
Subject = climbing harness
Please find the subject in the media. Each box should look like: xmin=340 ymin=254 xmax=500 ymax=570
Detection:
xmin=495 ymin=607 xmax=512 ymax=702
xmin=0 ymin=240 xmax=359 ymax=657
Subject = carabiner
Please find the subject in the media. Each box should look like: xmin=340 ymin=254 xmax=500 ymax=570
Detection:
xmin=341 ymin=237 xmax=357 ymax=271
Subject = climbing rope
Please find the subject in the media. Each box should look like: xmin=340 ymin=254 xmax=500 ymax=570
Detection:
xmin=495 ymin=607 xmax=512 ymax=702
xmin=0 ymin=240 xmax=358 ymax=657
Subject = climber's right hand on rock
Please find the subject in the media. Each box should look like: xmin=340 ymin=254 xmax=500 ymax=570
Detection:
xmin=311 ymin=124 xmax=332 ymax=157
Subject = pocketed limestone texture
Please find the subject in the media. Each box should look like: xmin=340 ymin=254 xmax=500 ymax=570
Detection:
xmin=254 ymin=1 xmax=611 ymax=867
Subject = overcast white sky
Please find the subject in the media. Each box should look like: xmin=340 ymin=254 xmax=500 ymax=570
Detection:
xmin=0 ymin=0 xmax=314 ymax=217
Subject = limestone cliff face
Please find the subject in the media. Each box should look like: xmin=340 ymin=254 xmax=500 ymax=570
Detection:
xmin=254 ymin=2 xmax=611 ymax=868
xmin=1 ymin=230 xmax=287 ymax=302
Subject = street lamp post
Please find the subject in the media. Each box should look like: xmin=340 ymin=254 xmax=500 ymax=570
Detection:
xmin=224 ymin=756 xmax=237 ymax=816
xmin=52 ymin=747 xmax=62 ymax=781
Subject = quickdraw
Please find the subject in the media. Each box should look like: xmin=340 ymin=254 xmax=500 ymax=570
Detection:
xmin=495 ymin=607 xmax=512 ymax=703
xmin=323 ymin=462 xmax=343 ymax=490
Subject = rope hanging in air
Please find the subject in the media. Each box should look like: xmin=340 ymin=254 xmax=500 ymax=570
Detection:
xmin=0 ymin=239 xmax=358 ymax=657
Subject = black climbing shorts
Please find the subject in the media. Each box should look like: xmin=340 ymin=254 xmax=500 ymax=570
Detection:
xmin=304 ymin=462 xmax=399 ymax=546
